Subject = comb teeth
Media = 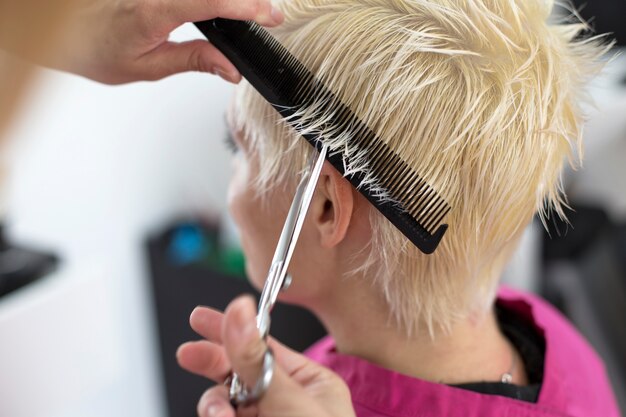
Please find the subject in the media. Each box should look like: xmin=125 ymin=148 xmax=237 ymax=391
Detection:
xmin=194 ymin=18 xmax=451 ymax=253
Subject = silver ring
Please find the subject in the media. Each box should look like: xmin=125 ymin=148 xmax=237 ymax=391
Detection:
xmin=229 ymin=347 xmax=275 ymax=407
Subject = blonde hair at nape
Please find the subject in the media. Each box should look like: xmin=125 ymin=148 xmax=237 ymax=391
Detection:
xmin=231 ymin=0 xmax=610 ymax=337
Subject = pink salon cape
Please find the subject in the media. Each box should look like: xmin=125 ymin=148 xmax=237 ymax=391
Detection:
xmin=305 ymin=286 xmax=621 ymax=417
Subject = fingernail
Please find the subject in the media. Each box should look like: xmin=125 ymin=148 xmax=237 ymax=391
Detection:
xmin=271 ymin=5 xmax=284 ymax=23
xmin=206 ymin=402 xmax=224 ymax=417
xmin=215 ymin=69 xmax=241 ymax=84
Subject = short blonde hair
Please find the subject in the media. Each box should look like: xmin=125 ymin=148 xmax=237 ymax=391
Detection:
xmin=231 ymin=0 xmax=609 ymax=335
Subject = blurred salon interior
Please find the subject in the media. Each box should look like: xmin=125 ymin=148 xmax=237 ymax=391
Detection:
xmin=0 ymin=1 xmax=625 ymax=417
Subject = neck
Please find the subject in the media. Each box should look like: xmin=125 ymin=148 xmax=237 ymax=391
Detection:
xmin=308 ymin=275 xmax=528 ymax=386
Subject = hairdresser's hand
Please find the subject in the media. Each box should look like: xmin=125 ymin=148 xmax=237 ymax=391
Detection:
xmin=177 ymin=296 xmax=356 ymax=417
xmin=49 ymin=0 xmax=284 ymax=84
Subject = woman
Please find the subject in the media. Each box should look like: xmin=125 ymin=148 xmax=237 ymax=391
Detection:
xmin=177 ymin=0 xmax=621 ymax=416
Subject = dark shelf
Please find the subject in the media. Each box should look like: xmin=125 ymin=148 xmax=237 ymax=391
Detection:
xmin=146 ymin=223 xmax=327 ymax=417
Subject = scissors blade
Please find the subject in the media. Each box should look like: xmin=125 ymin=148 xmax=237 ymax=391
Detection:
xmin=269 ymin=145 xmax=328 ymax=304
xmin=256 ymin=146 xmax=328 ymax=334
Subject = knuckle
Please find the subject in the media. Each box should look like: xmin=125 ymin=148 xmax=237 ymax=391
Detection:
xmin=117 ymin=0 xmax=147 ymax=25
xmin=115 ymin=0 xmax=141 ymax=16
xmin=239 ymin=339 xmax=266 ymax=366
xmin=117 ymin=0 xmax=152 ymax=38
xmin=187 ymin=46 xmax=208 ymax=73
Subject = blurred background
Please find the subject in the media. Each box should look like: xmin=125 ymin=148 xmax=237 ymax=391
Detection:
xmin=0 ymin=2 xmax=625 ymax=417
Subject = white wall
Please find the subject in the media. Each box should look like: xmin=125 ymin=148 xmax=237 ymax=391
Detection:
xmin=569 ymin=49 xmax=626 ymax=222
xmin=1 ymin=24 xmax=234 ymax=417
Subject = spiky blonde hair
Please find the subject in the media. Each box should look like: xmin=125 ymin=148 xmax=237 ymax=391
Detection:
xmin=230 ymin=0 xmax=609 ymax=336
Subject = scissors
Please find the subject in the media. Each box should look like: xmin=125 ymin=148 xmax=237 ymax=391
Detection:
xmin=228 ymin=144 xmax=329 ymax=406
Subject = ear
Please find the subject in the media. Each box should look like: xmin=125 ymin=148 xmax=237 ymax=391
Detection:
xmin=310 ymin=162 xmax=354 ymax=248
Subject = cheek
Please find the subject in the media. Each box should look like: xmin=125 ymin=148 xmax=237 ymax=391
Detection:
xmin=226 ymin=161 xmax=323 ymax=306
xmin=226 ymin=158 xmax=248 ymax=227
xmin=227 ymin=159 xmax=276 ymax=289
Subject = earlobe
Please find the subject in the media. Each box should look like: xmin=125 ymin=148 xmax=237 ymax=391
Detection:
xmin=314 ymin=163 xmax=354 ymax=248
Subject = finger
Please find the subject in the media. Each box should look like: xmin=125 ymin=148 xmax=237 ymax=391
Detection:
xmin=221 ymin=296 xmax=265 ymax=386
xmin=266 ymin=338 xmax=318 ymax=378
xmin=163 ymin=0 xmax=284 ymax=28
xmin=220 ymin=296 xmax=320 ymax=382
xmin=191 ymin=305 xmax=311 ymax=372
xmin=221 ymin=297 xmax=317 ymax=403
xmin=176 ymin=340 xmax=231 ymax=382
xmin=135 ymin=40 xmax=241 ymax=82
xmin=190 ymin=305 xmax=227 ymax=343
xmin=197 ymin=385 xmax=235 ymax=417
xmin=221 ymin=296 xmax=353 ymax=416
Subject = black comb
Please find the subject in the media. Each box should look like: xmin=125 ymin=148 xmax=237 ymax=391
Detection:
xmin=194 ymin=18 xmax=450 ymax=254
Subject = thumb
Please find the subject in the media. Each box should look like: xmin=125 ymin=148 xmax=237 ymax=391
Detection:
xmin=222 ymin=295 xmax=267 ymax=387
xmin=222 ymin=296 xmax=331 ymax=414
xmin=135 ymin=40 xmax=241 ymax=82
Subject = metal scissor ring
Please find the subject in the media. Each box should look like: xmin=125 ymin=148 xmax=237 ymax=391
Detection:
xmin=227 ymin=347 xmax=275 ymax=406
